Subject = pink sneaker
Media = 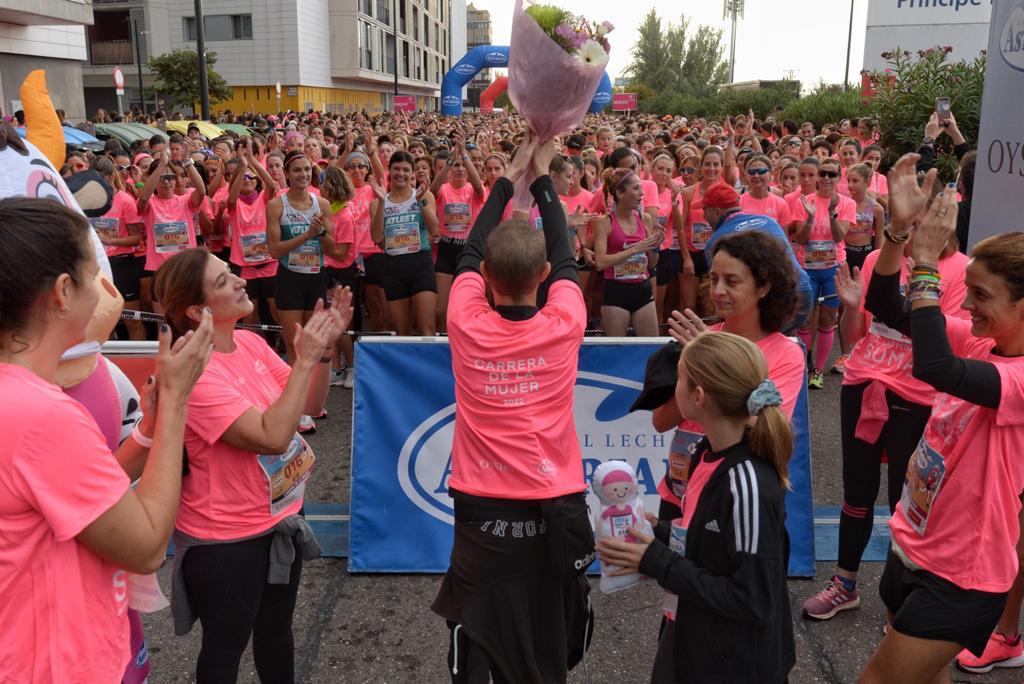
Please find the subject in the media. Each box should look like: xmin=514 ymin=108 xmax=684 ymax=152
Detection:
xmin=956 ymin=632 xmax=1024 ymax=674
xmin=802 ymin=576 xmax=861 ymax=620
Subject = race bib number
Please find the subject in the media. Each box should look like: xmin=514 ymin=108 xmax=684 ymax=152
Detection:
xmin=241 ymin=232 xmax=271 ymax=264
xmin=869 ymin=318 xmax=910 ymax=344
xmin=900 ymin=438 xmax=946 ymax=535
xmin=384 ymin=224 xmax=422 ymax=256
xmin=667 ymin=429 xmax=703 ymax=501
xmin=257 ymin=434 xmax=316 ymax=517
xmin=610 ymin=514 xmax=633 ymax=538
xmin=662 ymin=520 xmax=688 ymax=620
xmin=613 ymin=242 xmax=648 ymax=282
xmin=287 ymin=240 xmax=321 ymax=273
xmin=804 ymin=239 xmax=837 ymax=269
xmin=691 ymin=222 xmax=712 ymax=250
xmin=444 ymin=202 xmax=471 ymax=234
xmin=153 ymin=221 xmax=190 ymax=254
xmin=91 ymin=217 xmax=119 ymax=242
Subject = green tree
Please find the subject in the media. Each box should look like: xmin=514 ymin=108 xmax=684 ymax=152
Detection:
xmin=148 ymin=49 xmax=233 ymax=113
xmin=627 ymin=11 xmax=727 ymax=99
xmin=680 ymin=25 xmax=729 ymax=96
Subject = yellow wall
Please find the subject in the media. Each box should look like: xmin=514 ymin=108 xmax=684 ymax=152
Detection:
xmin=212 ymin=85 xmax=385 ymax=115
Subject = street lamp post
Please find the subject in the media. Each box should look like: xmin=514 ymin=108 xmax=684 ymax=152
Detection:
xmin=723 ymin=0 xmax=745 ymax=84
xmin=392 ymin=0 xmax=399 ymax=109
xmin=844 ymin=0 xmax=855 ymax=89
xmin=195 ymin=0 xmax=211 ymax=119
xmin=132 ymin=18 xmax=146 ymax=113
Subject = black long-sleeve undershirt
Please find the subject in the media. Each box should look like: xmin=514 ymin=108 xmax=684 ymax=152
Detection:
xmin=455 ymin=175 xmax=579 ymax=289
xmin=864 ymin=270 xmax=1001 ymax=408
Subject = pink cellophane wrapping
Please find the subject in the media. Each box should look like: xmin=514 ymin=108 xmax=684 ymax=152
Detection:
xmin=508 ymin=0 xmax=607 ymax=209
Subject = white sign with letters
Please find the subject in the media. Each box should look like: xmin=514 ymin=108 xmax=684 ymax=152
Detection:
xmin=867 ymin=0 xmax=993 ymax=27
xmin=969 ymin=0 xmax=1024 ymax=249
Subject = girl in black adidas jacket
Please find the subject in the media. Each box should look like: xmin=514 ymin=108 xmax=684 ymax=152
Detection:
xmin=598 ymin=331 xmax=796 ymax=684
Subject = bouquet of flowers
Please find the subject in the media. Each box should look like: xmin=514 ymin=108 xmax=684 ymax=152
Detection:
xmin=508 ymin=0 xmax=612 ymax=207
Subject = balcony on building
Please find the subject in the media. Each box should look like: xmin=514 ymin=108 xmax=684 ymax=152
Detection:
xmin=86 ymin=9 xmax=137 ymax=66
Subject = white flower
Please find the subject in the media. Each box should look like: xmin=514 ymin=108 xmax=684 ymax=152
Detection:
xmin=576 ymin=39 xmax=608 ymax=67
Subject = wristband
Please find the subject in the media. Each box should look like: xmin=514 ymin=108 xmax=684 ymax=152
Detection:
xmin=135 ymin=181 xmax=145 ymax=189
xmin=884 ymin=226 xmax=910 ymax=244
xmin=418 ymin=198 xmax=428 ymax=208
xmin=183 ymin=159 xmax=195 ymax=168
xmin=131 ymin=424 xmax=153 ymax=448
xmin=830 ymin=212 xmax=839 ymax=221
xmin=319 ymin=356 xmax=332 ymax=364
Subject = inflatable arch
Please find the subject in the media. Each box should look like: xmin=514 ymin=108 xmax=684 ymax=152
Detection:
xmin=441 ymin=44 xmax=612 ymax=116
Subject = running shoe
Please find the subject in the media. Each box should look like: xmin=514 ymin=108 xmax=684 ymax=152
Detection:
xmin=808 ymin=369 xmax=824 ymax=390
xmin=329 ymin=366 xmax=348 ymax=387
xmin=342 ymin=366 xmax=355 ymax=390
xmin=298 ymin=414 xmax=316 ymax=434
xmin=802 ymin=577 xmax=860 ymax=620
xmin=831 ymin=354 xmax=848 ymax=374
xmin=956 ymin=632 xmax=1024 ymax=674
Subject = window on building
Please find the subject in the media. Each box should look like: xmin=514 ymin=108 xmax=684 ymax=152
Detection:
xmin=360 ymin=0 xmax=373 ymax=17
xmin=413 ymin=7 xmax=419 ymax=40
xmin=424 ymin=17 xmax=429 ymax=47
xmin=183 ymin=14 xmax=252 ymax=41
xmin=359 ymin=21 xmax=374 ymax=70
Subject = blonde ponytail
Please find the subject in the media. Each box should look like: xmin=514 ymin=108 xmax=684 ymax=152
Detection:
xmin=680 ymin=332 xmax=794 ymax=488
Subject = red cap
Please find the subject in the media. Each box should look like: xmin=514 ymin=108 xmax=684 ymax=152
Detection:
xmin=701 ymin=183 xmax=740 ymax=209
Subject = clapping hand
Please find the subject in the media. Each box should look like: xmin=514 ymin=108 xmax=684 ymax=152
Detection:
xmin=666 ymin=308 xmax=708 ymax=345
xmin=887 ymin=153 xmax=938 ymax=234
xmin=834 ymin=263 xmax=863 ymax=310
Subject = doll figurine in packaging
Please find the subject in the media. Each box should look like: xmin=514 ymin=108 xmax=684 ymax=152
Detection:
xmin=591 ymin=460 xmax=653 ymax=593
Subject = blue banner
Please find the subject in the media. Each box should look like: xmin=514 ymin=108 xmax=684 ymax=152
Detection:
xmin=350 ymin=338 xmax=815 ymax=575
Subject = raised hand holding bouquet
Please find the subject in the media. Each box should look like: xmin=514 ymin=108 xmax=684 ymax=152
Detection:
xmin=508 ymin=0 xmax=612 ymax=208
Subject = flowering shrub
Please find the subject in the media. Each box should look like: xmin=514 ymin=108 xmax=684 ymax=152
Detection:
xmin=869 ymin=46 xmax=986 ymax=180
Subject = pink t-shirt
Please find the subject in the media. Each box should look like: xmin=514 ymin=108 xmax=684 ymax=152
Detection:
xmin=658 ymin=329 xmax=805 ymax=506
xmin=447 ymin=274 xmax=586 ymax=500
xmin=436 ymin=182 xmax=483 ymax=240
xmin=228 ymin=194 xmax=279 ymax=280
xmin=93 ymin=190 xmax=140 ymax=258
xmin=843 ymin=249 xmax=970 ymax=403
xmin=181 ymin=331 xmax=313 ymax=540
xmin=0 ymin=364 xmax=131 ymax=683
xmin=890 ymin=319 xmax=1024 ymax=592
xmin=655 ymin=186 xmax=682 ymax=250
xmin=801 ymin=193 xmax=856 ymax=270
xmin=324 ymin=202 xmax=357 ymax=269
xmin=206 ymin=186 xmax=229 ymax=252
xmin=869 ymin=172 xmax=889 ymax=196
xmin=739 ymin=192 xmax=794 ymax=229
xmin=140 ymin=193 xmax=199 ymax=271
xmin=350 ymin=184 xmax=381 ymax=257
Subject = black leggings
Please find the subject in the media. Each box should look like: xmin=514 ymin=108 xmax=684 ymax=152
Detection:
xmin=838 ymin=381 xmax=931 ymax=573
xmin=182 ymin=533 xmax=303 ymax=683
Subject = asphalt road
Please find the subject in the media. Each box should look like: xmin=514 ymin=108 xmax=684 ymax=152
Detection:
xmin=140 ymin=356 xmax=1020 ymax=683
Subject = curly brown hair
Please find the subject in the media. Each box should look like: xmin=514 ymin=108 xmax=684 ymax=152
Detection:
xmin=712 ymin=230 xmax=799 ymax=333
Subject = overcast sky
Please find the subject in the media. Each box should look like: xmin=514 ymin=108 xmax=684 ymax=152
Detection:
xmin=468 ymin=0 xmax=870 ymax=88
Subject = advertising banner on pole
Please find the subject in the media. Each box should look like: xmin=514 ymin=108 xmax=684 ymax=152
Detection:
xmin=393 ymin=95 xmax=417 ymax=112
xmin=349 ymin=338 xmax=815 ymax=576
xmin=611 ymin=93 xmax=637 ymax=112
xmin=969 ymin=0 xmax=1024 ymax=250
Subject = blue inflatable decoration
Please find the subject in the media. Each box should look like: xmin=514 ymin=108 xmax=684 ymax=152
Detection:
xmin=441 ymin=44 xmax=611 ymax=116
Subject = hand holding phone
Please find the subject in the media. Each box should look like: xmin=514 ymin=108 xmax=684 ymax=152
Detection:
xmin=936 ymin=97 xmax=952 ymax=127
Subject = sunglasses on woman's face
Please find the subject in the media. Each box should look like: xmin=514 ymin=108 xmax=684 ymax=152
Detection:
xmin=116 ymin=165 xmax=131 ymax=172
xmin=680 ymin=167 xmax=697 ymax=174
xmin=160 ymin=174 xmax=177 ymax=182
xmin=818 ymin=170 xmax=840 ymax=179
xmin=243 ymin=173 xmax=257 ymax=180
xmin=346 ymin=164 xmax=369 ymax=170
xmin=747 ymin=167 xmax=771 ymax=176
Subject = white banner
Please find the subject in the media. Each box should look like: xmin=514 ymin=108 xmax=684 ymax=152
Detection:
xmin=969 ymin=0 xmax=1024 ymax=249
xmin=867 ymin=0 xmax=993 ymax=27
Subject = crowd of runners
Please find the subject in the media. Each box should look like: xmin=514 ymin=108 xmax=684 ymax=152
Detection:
xmin=2 ymin=101 xmax=1023 ymax=684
